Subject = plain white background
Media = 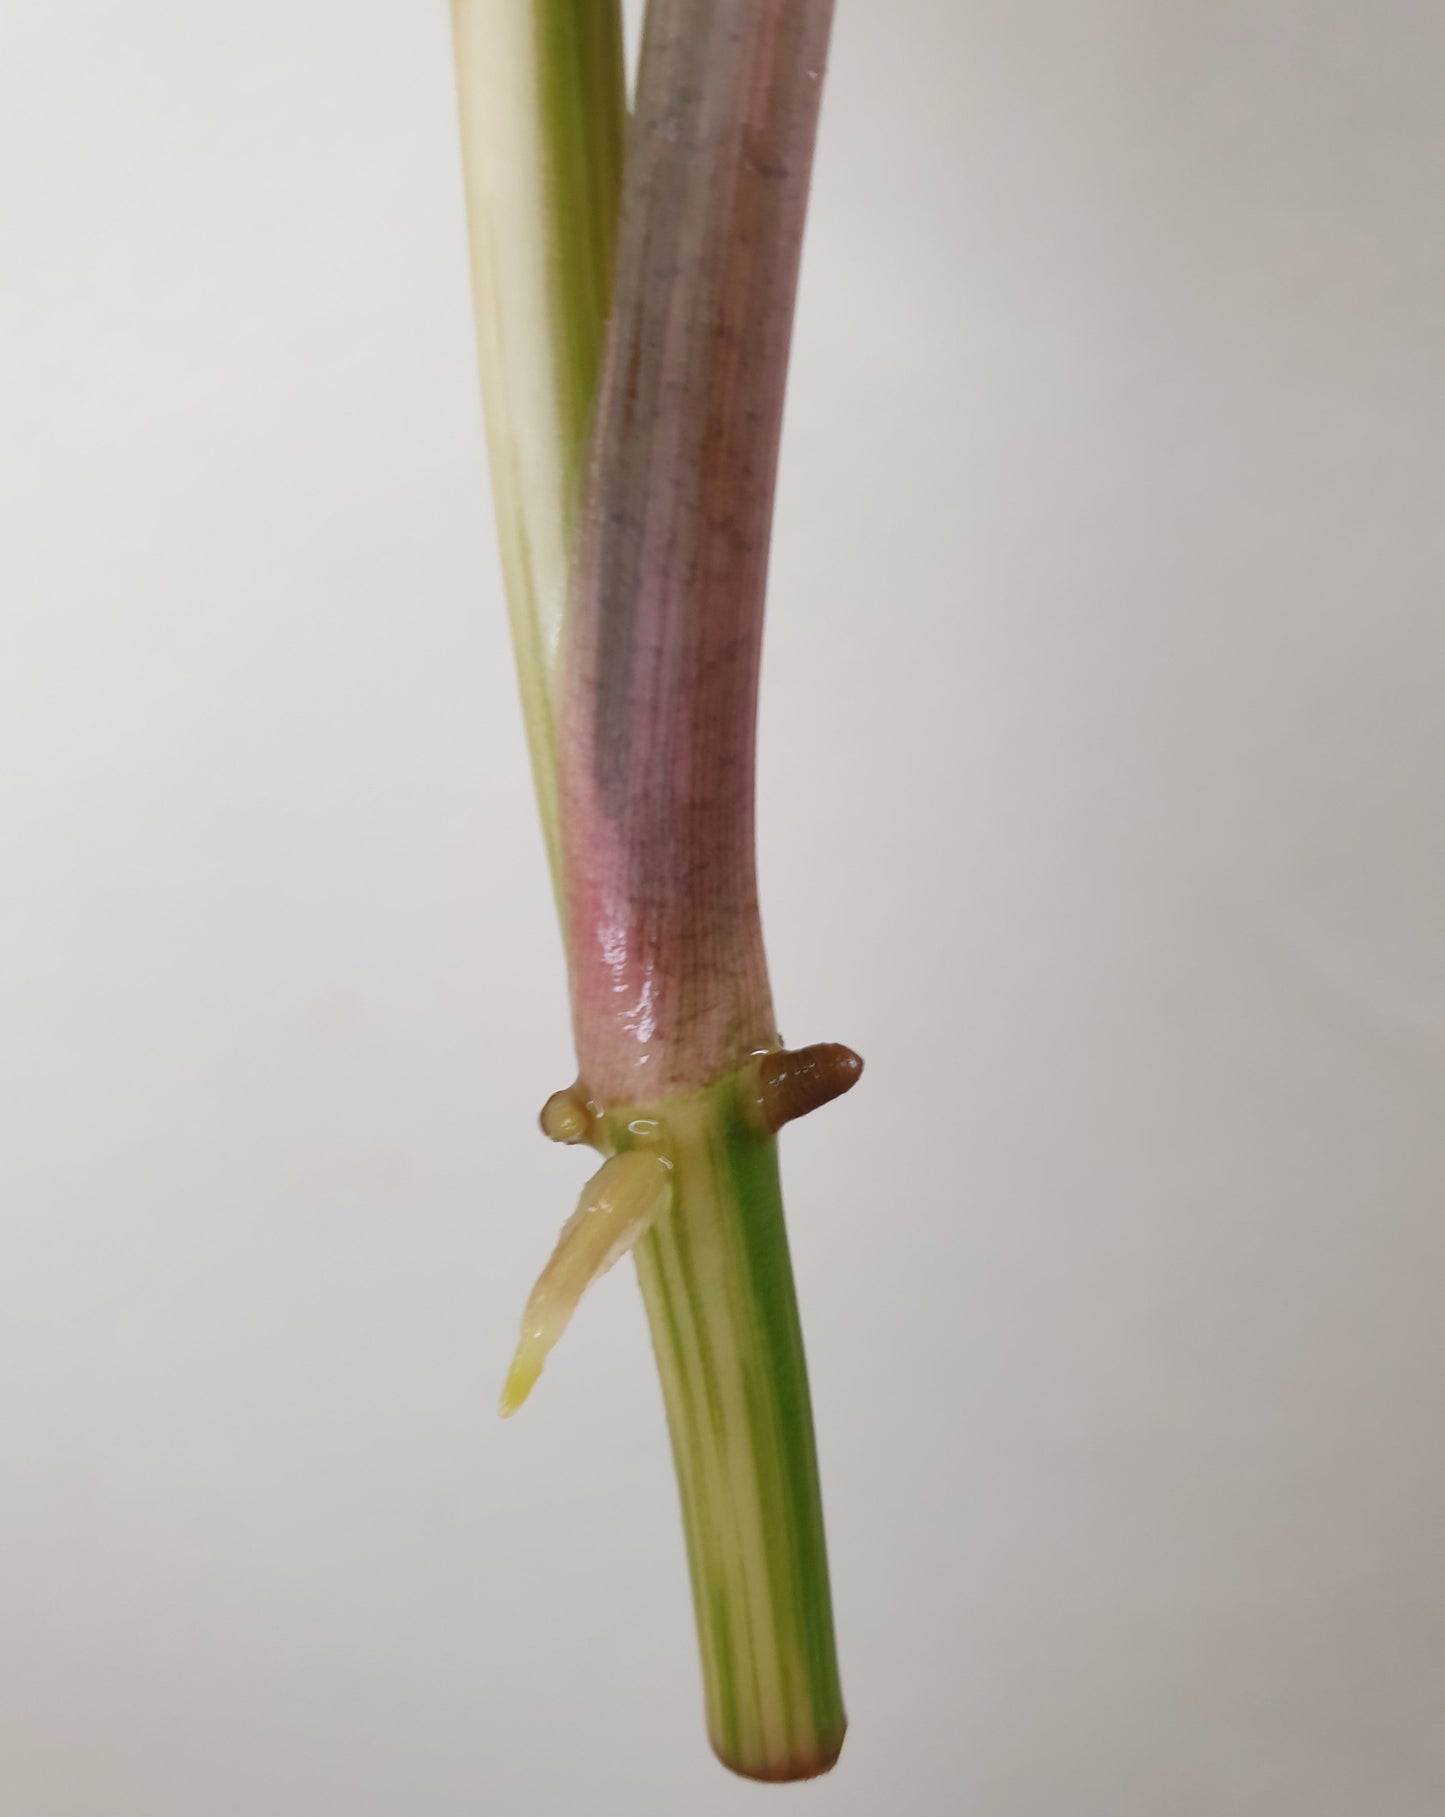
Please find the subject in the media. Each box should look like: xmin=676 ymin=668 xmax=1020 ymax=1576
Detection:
xmin=3 ymin=3 xmax=1443 ymax=1813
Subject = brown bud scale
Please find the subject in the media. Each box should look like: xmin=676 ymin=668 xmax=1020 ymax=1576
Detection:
xmin=754 ymin=1043 xmax=863 ymax=1134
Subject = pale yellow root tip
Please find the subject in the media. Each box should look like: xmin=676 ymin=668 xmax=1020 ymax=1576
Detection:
xmin=498 ymin=1149 xmax=672 ymax=1418
xmin=498 ymin=1350 xmax=543 ymax=1418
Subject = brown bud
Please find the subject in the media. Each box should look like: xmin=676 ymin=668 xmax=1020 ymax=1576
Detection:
xmin=754 ymin=1043 xmax=864 ymax=1134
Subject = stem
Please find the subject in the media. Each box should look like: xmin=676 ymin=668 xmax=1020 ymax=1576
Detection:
xmin=560 ymin=0 xmax=835 ymax=1100
xmin=451 ymin=0 xmax=847 ymax=1780
xmin=618 ymin=1080 xmax=845 ymax=1781
xmin=558 ymin=0 xmax=844 ymax=1779
xmin=451 ymin=0 xmax=627 ymax=885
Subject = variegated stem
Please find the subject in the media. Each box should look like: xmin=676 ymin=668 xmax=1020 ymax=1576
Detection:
xmin=553 ymin=0 xmax=845 ymax=1782
xmin=453 ymin=0 xmax=847 ymax=1780
xmin=617 ymin=1080 xmax=845 ymax=1781
xmin=451 ymin=0 xmax=627 ymax=886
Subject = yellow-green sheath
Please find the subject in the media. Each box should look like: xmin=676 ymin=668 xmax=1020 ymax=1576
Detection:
xmin=451 ymin=0 xmax=626 ymax=885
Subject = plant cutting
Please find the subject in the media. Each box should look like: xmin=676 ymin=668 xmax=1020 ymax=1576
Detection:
xmin=451 ymin=0 xmax=851 ymax=1780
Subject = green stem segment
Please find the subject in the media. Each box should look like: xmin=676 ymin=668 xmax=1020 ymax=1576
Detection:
xmin=619 ymin=1081 xmax=845 ymax=1781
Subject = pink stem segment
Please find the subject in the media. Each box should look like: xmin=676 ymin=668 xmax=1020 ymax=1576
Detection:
xmin=559 ymin=0 xmax=835 ymax=1104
